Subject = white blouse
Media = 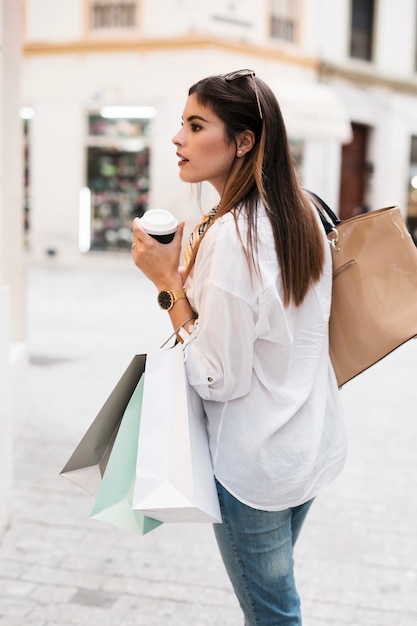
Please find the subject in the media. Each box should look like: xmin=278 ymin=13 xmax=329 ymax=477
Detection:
xmin=183 ymin=205 xmax=347 ymax=511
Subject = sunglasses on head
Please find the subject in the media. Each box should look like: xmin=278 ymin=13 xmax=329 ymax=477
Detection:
xmin=224 ymin=69 xmax=263 ymax=120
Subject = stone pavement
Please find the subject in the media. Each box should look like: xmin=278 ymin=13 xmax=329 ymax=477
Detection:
xmin=0 ymin=259 xmax=417 ymax=626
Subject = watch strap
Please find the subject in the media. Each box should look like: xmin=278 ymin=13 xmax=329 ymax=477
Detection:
xmin=169 ymin=288 xmax=186 ymax=302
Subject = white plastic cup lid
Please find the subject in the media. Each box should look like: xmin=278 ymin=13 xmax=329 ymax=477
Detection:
xmin=140 ymin=210 xmax=178 ymax=235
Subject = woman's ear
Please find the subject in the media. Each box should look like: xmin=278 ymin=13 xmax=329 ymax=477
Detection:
xmin=236 ymin=130 xmax=256 ymax=157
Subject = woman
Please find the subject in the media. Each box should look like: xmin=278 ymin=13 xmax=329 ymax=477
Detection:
xmin=131 ymin=70 xmax=347 ymax=625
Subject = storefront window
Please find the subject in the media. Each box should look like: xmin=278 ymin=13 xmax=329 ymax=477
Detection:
xmin=85 ymin=110 xmax=152 ymax=252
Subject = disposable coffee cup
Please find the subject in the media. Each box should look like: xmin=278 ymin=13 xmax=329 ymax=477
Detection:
xmin=139 ymin=209 xmax=178 ymax=243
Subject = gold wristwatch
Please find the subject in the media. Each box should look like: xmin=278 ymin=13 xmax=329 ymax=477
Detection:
xmin=157 ymin=288 xmax=187 ymax=311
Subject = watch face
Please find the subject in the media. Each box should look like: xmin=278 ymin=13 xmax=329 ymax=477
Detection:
xmin=158 ymin=290 xmax=173 ymax=310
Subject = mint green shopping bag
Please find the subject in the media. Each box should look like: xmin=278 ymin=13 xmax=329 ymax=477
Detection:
xmin=90 ymin=374 xmax=162 ymax=535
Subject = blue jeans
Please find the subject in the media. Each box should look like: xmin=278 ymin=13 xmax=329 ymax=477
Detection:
xmin=213 ymin=480 xmax=314 ymax=626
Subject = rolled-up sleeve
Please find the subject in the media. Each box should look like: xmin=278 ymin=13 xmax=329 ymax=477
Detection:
xmin=183 ymin=284 xmax=255 ymax=402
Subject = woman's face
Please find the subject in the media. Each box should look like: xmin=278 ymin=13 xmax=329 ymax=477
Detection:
xmin=172 ymin=93 xmax=237 ymax=195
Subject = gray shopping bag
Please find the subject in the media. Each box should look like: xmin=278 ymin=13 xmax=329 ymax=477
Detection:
xmin=60 ymin=354 xmax=146 ymax=496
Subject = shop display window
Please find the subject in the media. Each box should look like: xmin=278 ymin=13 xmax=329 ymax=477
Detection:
xmin=88 ymin=113 xmax=151 ymax=138
xmin=85 ymin=113 xmax=151 ymax=252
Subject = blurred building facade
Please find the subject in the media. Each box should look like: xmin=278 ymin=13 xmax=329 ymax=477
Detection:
xmin=22 ymin=0 xmax=355 ymax=263
xmin=22 ymin=0 xmax=417 ymax=264
xmin=22 ymin=0 xmax=417 ymax=263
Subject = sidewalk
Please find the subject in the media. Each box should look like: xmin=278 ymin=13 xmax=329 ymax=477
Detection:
xmin=0 ymin=260 xmax=416 ymax=626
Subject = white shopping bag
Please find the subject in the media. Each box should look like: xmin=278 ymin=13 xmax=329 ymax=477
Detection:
xmin=132 ymin=343 xmax=222 ymax=523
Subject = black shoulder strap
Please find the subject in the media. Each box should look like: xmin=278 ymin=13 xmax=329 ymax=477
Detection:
xmin=306 ymin=190 xmax=342 ymax=235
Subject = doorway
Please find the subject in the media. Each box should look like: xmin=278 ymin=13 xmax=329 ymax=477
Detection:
xmin=338 ymin=122 xmax=371 ymax=220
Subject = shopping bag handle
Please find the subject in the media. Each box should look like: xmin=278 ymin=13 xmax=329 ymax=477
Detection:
xmin=160 ymin=315 xmax=196 ymax=349
xmin=306 ymin=190 xmax=343 ymax=235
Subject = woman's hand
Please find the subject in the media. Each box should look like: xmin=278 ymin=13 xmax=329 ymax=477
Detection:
xmin=131 ymin=218 xmax=185 ymax=291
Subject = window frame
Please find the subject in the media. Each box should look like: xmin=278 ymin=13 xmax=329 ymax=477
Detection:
xmin=85 ymin=0 xmax=140 ymax=36
xmin=269 ymin=0 xmax=301 ymax=46
xmin=349 ymin=0 xmax=376 ymax=62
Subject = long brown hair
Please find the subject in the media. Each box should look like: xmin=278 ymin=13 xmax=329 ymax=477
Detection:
xmin=184 ymin=72 xmax=324 ymax=307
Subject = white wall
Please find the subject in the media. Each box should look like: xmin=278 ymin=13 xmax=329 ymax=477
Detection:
xmin=316 ymin=0 xmax=350 ymax=62
xmin=3 ymin=6 xmax=26 ymax=343
xmin=25 ymin=0 xmax=84 ymax=41
xmin=0 ymin=0 xmax=26 ymax=536
xmin=30 ymin=101 xmax=84 ymax=262
xmin=25 ymin=0 xmax=269 ymax=44
xmin=303 ymin=141 xmax=342 ymax=210
xmin=375 ymin=0 xmax=416 ymax=77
